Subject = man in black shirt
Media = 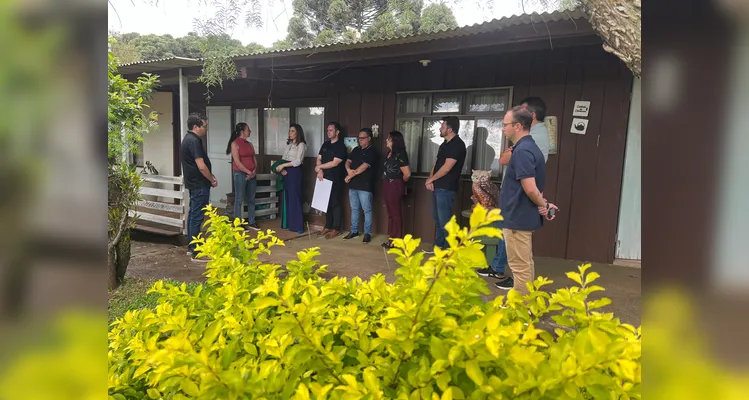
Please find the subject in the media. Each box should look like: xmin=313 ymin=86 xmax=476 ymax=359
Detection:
xmin=425 ymin=116 xmax=467 ymax=250
xmin=315 ymin=121 xmax=347 ymax=239
xmin=180 ymin=113 xmax=217 ymax=261
xmin=343 ymin=128 xmax=379 ymax=243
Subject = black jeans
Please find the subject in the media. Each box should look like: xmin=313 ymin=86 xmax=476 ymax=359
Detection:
xmin=325 ymin=179 xmax=343 ymax=230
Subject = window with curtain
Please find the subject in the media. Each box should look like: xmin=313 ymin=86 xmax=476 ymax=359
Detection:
xmin=467 ymin=91 xmax=509 ymax=113
xmin=234 ymin=108 xmax=260 ymax=151
xmin=263 ymin=108 xmax=290 ymax=156
xmin=396 ymin=88 xmax=511 ymax=178
xmin=295 ymin=107 xmax=325 ymax=157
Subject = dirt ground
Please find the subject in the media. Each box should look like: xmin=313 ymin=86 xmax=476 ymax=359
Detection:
xmin=128 ymin=221 xmax=641 ymax=326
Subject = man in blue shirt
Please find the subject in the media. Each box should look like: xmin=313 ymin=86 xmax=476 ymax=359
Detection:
xmin=494 ymin=106 xmax=554 ymax=294
xmin=479 ymin=97 xmax=551 ymax=282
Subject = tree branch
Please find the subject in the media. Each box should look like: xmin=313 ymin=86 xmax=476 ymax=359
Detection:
xmin=108 ymin=212 xmax=129 ymax=253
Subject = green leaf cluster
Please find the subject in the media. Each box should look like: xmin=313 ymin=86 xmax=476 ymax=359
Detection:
xmin=109 ymin=204 xmax=641 ymax=399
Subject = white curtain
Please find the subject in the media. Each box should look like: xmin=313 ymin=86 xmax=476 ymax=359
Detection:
xmin=295 ymin=107 xmax=325 ymax=157
xmin=235 ymin=108 xmax=260 ymax=150
xmin=468 ymin=92 xmax=506 ymax=113
xmin=263 ymin=108 xmax=290 ymax=156
xmin=397 ymin=119 xmax=422 ymax=172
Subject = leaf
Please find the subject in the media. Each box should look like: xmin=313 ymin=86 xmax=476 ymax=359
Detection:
xmin=181 ymin=380 xmax=200 ymax=397
xmin=430 ymin=336 xmax=448 ymax=360
xmin=363 ymin=368 xmax=380 ymax=393
xmin=584 ymin=271 xmax=601 ymax=285
xmin=201 ymin=320 xmax=223 ymax=348
xmin=441 ymin=387 xmax=453 ymax=400
xmin=147 ymin=388 xmax=160 ymax=399
xmin=588 ymin=327 xmax=611 ymax=353
xmin=469 ymin=205 xmax=487 ymax=230
xmin=295 ymin=383 xmax=310 ymax=400
xmin=588 ymin=298 xmax=612 ymax=310
xmin=565 ymin=272 xmax=583 ymax=286
xmin=255 ymin=297 xmax=281 ymax=311
xmin=465 ymin=359 xmax=484 ymax=386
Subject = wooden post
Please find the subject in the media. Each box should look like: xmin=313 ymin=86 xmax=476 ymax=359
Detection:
xmin=179 ymin=68 xmax=189 ymax=236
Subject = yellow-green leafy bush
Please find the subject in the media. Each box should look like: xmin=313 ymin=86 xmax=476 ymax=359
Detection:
xmin=108 ymin=205 xmax=641 ymax=400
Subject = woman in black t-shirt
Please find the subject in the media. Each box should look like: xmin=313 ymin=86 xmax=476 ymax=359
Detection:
xmin=381 ymin=131 xmax=411 ymax=248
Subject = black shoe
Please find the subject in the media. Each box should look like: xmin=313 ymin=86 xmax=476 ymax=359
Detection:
xmin=247 ymin=223 xmax=260 ymax=230
xmin=190 ymin=253 xmax=210 ymax=263
xmin=476 ymin=268 xmax=503 ymax=279
xmin=343 ymin=231 xmax=359 ymax=240
xmin=495 ymin=276 xmax=514 ymax=290
xmin=362 ymin=234 xmax=371 ymax=243
xmin=381 ymin=241 xmax=393 ymax=249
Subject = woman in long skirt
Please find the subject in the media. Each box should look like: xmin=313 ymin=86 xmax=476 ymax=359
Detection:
xmin=381 ymin=130 xmax=411 ymax=248
xmin=275 ymin=124 xmax=307 ymax=233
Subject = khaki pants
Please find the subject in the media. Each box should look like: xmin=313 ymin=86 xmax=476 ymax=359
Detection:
xmin=503 ymin=228 xmax=535 ymax=295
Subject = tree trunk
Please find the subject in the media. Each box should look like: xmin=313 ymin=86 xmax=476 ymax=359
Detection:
xmin=581 ymin=0 xmax=641 ymax=76
xmin=115 ymin=228 xmax=131 ymax=284
xmin=108 ymin=249 xmax=118 ymax=290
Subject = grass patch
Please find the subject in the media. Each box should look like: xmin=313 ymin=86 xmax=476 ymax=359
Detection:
xmin=108 ymin=278 xmax=202 ymax=326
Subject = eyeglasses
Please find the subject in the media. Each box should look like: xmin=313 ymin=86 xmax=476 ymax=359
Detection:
xmin=501 ymin=121 xmax=518 ymax=128
xmin=358 ymin=136 xmax=369 ymax=140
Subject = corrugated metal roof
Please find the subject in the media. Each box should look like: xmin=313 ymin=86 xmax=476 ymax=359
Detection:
xmin=118 ymin=8 xmax=587 ymax=73
xmin=231 ymin=8 xmax=587 ymax=60
xmin=118 ymin=56 xmax=201 ymax=74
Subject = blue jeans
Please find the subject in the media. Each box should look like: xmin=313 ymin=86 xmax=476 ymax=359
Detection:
xmin=432 ymin=188 xmax=456 ymax=249
xmin=187 ymin=186 xmax=210 ymax=253
xmin=349 ymin=189 xmax=373 ymax=234
xmin=490 ymin=220 xmax=508 ymax=274
xmin=233 ymin=171 xmax=257 ymax=224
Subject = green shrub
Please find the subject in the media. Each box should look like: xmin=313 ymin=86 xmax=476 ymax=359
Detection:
xmin=108 ymin=205 xmax=641 ymax=400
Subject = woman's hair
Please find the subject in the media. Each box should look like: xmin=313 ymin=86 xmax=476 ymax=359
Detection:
xmin=226 ymin=122 xmax=249 ymax=155
xmin=388 ymin=130 xmax=406 ymax=155
xmin=288 ymin=123 xmax=307 ymax=145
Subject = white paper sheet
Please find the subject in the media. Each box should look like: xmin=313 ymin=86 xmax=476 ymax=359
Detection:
xmin=311 ymin=178 xmax=333 ymax=212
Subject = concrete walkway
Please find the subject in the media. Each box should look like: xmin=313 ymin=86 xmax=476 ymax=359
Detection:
xmin=128 ymin=230 xmax=640 ymax=326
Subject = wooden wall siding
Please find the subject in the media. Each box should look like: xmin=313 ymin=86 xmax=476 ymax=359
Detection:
xmin=186 ymin=44 xmax=632 ymax=263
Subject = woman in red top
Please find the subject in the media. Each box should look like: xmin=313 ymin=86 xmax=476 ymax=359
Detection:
xmin=226 ymin=122 xmax=259 ymax=230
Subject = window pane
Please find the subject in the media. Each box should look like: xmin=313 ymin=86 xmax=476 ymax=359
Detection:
xmin=468 ymin=91 xmax=509 ymax=113
xmin=235 ymin=108 xmax=260 ymax=150
xmin=397 ymin=119 xmax=421 ymax=172
xmin=475 ymin=119 xmax=505 ymax=177
xmin=295 ymin=107 xmax=325 ymax=157
xmin=420 ymin=119 xmax=475 ymax=174
xmin=398 ymin=94 xmax=430 ymax=114
xmin=263 ymin=108 xmax=290 ymax=156
xmin=432 ymin=93 xmax=461 ymax=113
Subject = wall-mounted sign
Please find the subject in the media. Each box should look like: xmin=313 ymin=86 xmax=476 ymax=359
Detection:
xmin=571 ymin=118 xmax=589 ymax=135
xmin=545 ymin=116 xmax=558 ymax=154
xmin=573 ymin=101 xmax=591 ymax=117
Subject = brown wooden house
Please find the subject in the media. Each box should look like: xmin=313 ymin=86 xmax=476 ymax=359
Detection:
xmin=119 ymin=9 xmax=639 ymax=264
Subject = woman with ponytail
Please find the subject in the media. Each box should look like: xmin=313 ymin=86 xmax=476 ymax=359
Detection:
xmin=227 ymin=122 xmax=259 ymax=230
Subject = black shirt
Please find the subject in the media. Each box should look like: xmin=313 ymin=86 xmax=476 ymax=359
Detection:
xmin=348 ymin=145 xmax=379 ymax=192
xmin=499 ymin=135 xmax=546 ymax=231
xmin=318 ymin=139 xmax=347 ymax=181
xmin=433 ymin=135 xmax=466 ymax=192
xmin=383 ymin=150 xmax=409 ymax=180
xmin=180 ymin=131 xmax=212 ymax=190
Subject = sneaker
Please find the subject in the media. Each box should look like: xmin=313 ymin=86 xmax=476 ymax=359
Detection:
xmin=296 ymin=229 xmax=304 ymax=234
xmin=495 ymin=276 xmax=514 ymax=290
xmin=190 ymin=253 xmax=210 ymax=263
xmin=476 ymin=268 xmax=503 ymax=279
xmin=381 ymin=241 xmax=393 ymax=249
xmin=247 ymin=223 xmax=260 ymax=230
xmin=362 ymin=234 xmax=371 ymax=243
xmin=343 ymin=231 xmax=360 ymax=240
xmin=325 ymin=230 xmax=342 ymax=240
xmin=318 ymin=228 xmax=331 ymax=236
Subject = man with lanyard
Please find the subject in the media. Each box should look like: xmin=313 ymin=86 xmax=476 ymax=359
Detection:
xmin=343 ymin=127 xmax=379 ymax=243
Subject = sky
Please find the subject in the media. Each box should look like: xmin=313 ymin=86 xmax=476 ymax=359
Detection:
xmin=107 ymin=0 xmax=533 ymax=48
